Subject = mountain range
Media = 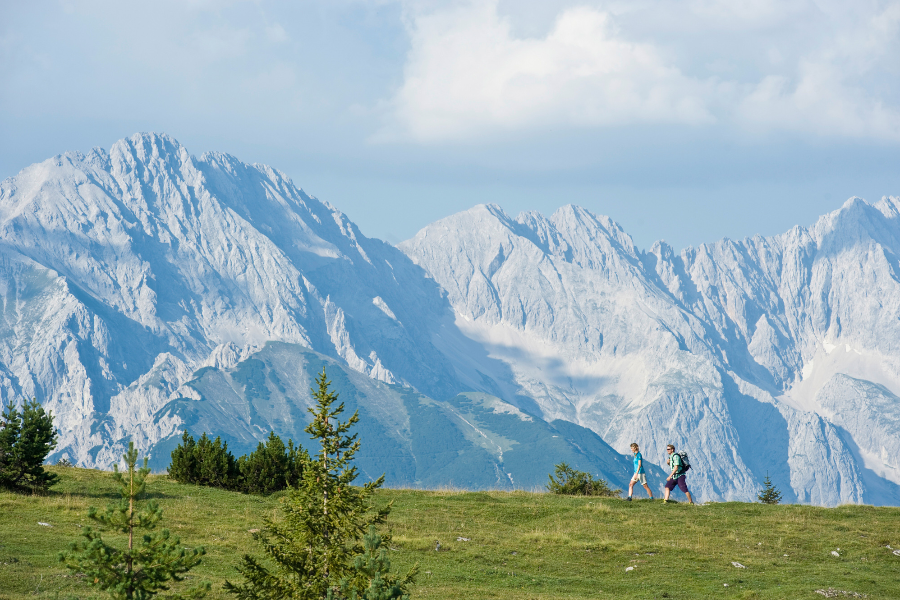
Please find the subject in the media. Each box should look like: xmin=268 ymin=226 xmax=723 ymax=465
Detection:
xmin=1 ymin=133 xmax=898 ymax=505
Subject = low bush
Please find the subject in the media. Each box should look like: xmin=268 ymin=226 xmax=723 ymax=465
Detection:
xmin=237 ymin=431 xmax=305 ymax=495
xmin=546 ymin=462 xmax=620 ymax=497
xmin=168 ymin=430 xmax=305 ymax=495
xmin=169 ymin=431 xmax=240 ymax=489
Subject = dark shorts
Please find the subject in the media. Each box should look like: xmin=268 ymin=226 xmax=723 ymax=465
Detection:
xmin=665 ymin=476 xmax=689 ymax=493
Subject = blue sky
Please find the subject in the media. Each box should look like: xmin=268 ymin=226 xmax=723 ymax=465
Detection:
xmin=2 ymin=0 xmax=899 ymax=249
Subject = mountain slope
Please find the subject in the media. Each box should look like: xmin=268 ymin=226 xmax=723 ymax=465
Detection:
xmin=399 ymin=201 xmax=900 ymax=505
xmin=149 ymin=341 xmax=654 ymax=491
xmin=2 ymin=134 xmax=898 ymax=504
xmin=0 ymin=133 xmax=464 ymax=467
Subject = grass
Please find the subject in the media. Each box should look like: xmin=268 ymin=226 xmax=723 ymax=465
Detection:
xmin=1 ymin=467 xmax=899 ymax=599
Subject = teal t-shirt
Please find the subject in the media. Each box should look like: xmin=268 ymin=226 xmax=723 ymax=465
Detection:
xmin=668 ymin=453 xmax=684 ymax=479
xmin=633 ymin=451 xmax=644 ymax=475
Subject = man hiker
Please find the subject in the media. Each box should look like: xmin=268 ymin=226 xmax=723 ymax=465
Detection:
xmin=627 ymin=443 xmax=654 ymax=500
xmin=664 ymin=444 xmax=694 ymax=504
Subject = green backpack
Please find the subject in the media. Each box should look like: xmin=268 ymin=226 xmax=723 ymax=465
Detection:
xmin=676 ymin=451 xmax=691 ymax=473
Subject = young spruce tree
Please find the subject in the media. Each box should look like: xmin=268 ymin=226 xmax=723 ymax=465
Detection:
xmin=60 ymin=442 xmax=209 ymax=600
xmin=757 ymin=471 xmax=783 ymax=505
xmin=225 ymin=368 xmax=416 ymax=600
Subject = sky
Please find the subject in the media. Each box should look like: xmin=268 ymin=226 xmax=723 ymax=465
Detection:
xmin=2 ymin=0 xmax=900 ymax=250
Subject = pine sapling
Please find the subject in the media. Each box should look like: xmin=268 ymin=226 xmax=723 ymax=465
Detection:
xmin=757 ymin=472 xmax=783 ymax=505
xmin=225 ymin=368 xmax=416 ymax=600
xmin=335 ymin=526 xmax=417 ymax=600
xmin=60 ymin=441 xmax=209 ymax=600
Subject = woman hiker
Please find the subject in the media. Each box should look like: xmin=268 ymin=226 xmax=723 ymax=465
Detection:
xmin=626 ymin=443 xmax=654 ymax=500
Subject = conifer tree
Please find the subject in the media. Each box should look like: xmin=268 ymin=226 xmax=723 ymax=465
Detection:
xmin=225 ymin=368 xmax=416 ymax=600
xmin=60 ymin=442 xmax=209 ymax=600
xmin=757 ymin=472 xmax=783 ymax=504
xmin=336 ymin=526 xmax=414 ymax=600
xmin=194 ymin=433 xmax=239 ymax=489
xmin=238 ymin=431 xmax=306 ymax=495
xmin=0 ymin=398 xmax=59 ymax=491
xmin=168 ymin=430 xmax=199 ymax=484
xmin=169 ymin=429 xmax=304 ymax=495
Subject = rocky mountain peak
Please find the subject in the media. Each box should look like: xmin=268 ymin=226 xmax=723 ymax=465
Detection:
xmin=2 ymin=134 xmax=899 ymax=505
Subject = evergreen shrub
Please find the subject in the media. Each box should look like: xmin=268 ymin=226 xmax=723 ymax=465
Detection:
xmin=547 ymin=462 xmax=621 ymax=497
xmin=169 ymin=431 xmax=240 ymax=489
xmin=168 ymin=430 xmax=304 ymax=495
xmin=237 ymin=431 xmax=305 ymax=495
xmin=0 ymin=398 xmax=59 ymax=492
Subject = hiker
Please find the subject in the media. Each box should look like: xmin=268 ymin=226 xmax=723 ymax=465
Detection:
xmin=664 ymin=444 xmax=694 ymax=504
xmin=627 ymin=443 xmax=654 ymax=500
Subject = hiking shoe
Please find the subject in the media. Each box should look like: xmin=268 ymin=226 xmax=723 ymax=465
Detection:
xmin=663 ymin=499 xmax=668 ymax=504
xmin=626 ymin=497 xmax=632 ymax=501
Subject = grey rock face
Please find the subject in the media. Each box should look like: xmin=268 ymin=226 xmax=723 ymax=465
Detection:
xmin=0 ymin=133 xmax=458 ymax=468
xmin=2 ymin=134 xmax=898 ymax=505
xmin=399 ymin=200 xmax=900 ymax=505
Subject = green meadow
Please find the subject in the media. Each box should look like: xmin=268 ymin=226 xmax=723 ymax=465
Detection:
xmin=1 ymin=466 xmax=899 ymax=600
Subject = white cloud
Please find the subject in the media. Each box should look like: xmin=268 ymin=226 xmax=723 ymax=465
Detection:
xmin=381 ymin=0 xmax=900 ymax=143
xmin=737 ymin=2 xmax=900 ymax=140
xmin=685 ymin=0 xmax=809 ymax=26
xmin=739 ymin=61 xmax=900 ymax=140
xmin=382 ymin=1 xmax=715 ymax=141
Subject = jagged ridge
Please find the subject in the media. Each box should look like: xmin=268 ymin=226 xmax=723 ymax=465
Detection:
xmin=1 ymin=133 xmax=898 ymax=505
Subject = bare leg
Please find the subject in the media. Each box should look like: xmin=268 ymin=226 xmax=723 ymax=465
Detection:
xmin=643 ymin=483 xmax=654 ymax=499
xmin=685 ymin=491 xmax=694 ymax=505
xmin=628 ymin=479 xmax=636 ymax=498
xmin=664 ymin=486 xmax=671 ymax=501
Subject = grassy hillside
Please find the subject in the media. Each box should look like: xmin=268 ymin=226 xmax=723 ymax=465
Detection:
xmin=1 ymin=466 xmax=899 ymax=600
